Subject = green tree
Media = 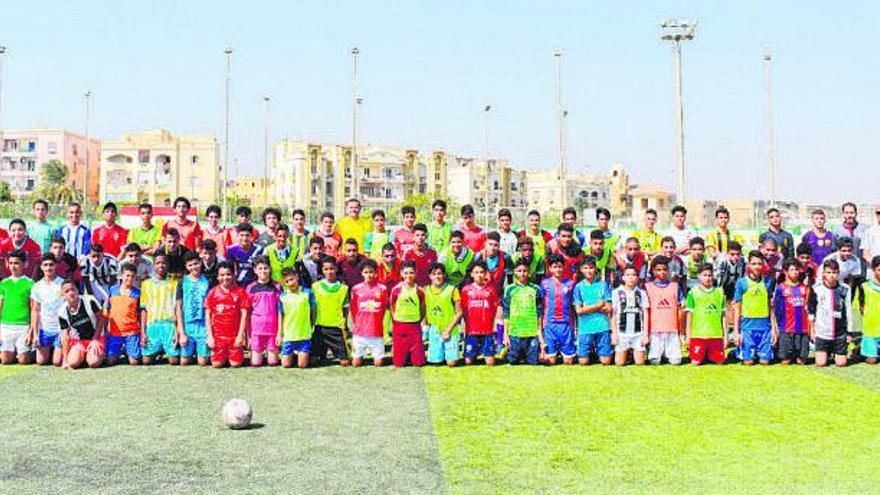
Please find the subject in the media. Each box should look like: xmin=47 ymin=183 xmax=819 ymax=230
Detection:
xmin=0 ymin=182 xmax=12 ymax=202
xmin=35 ymin=160 xmax=81 ymax=204
xmin=387 ymin=193 xmax=460 ymax=225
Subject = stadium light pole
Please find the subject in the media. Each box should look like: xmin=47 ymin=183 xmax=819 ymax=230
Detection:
xmin=660 ymin=18 xmax=696 ymax=205
xmin=0 ymin=46 xmax=6 ymax=131
xmin=483 ymin=104 xmax=492 ymax=226
xmin=764 ymin=50 xmax=775 ymax=206
xmin=263 ymin=95 xmax=271 ymax=207
xmin=351 ymin=46 xmax=360 ymax=201
xmin=554 ymin=48 xmax=566 ymax=209
xmin=83 ymin=90 xmax=92 ymax=211
xmin=223 ymin=46 xmax=233 ymax=216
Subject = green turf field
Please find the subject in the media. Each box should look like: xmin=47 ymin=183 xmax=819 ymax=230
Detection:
xmin=2 ymin=363 xmax=879 ymax=494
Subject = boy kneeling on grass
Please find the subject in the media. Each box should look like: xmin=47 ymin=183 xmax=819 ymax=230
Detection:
xmin=206 ymin=262 xmax=250 ymax=368
xmin=140 ymin=255 xmax=180 ymax=365
xmin=733 ymin=250 xmax=776 ymax=366
xmin=461 ymin=261 xmax=501 ymax=366
xmin=58 ymin=279 xmax=105 ymax=369
xmin=774 ymin=259 xmax=811 ymax=365
xmin=176 ymin=251 xmax=212 ymax=366
xmin=611 ymin=266 xmax=649 ymax=366
xmin=502 ymin=259 xmax=543 ymax=365
xmin=856 ymin=256 xmax=880 ymax=365
xmin=278 ymin=267 xmax=315 ymax=369
xmin=350 ymin=259 xmax=388 ymax=367
xmin=808 ymin=259 xmax=852 ymax=367
xmin=424 ymin=263 xmax=463 ymax=367
xmin=685 ymin=263 xmax=727 ymax=365
xmin=573 ymin=256 xmax=613 ymax=366
xmin=390 ymin=260 xmax=427 ymax=368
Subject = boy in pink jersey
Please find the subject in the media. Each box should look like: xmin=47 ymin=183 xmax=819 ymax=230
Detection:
xmin=402 ymin=223 xmax=438 ymax=286
xmin=389 ymin=260 xmax=427 ymax=367
xmin=645 ymin=256 xmax=684 ymax=365
xmin=245 ymin=257 xmax=281 ymax=367
xmin=349 ymin=259 xmax=388 ymax=367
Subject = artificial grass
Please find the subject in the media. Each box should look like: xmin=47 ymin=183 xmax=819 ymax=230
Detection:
xmin=0 ymin=365 xmax=445 ymax=495
xmin=424 ymin=364 xmax=880 ymax=494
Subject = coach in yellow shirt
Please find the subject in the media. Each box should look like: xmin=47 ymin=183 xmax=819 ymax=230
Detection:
xmin=336 ymin=198 xmax=372 ymax=252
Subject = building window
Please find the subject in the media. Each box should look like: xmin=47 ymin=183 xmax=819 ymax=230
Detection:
xmin=72 ymin=144 xmax=78 ymax=156
xmin=48 ymin=141 xmax=58 ymax=154
xmin=434 ymin=172 xmax=441 ymax=180
xmin=26 ymin=179 xmax=35 ymax=191
xmin=28 ymin=141 xmax=36 ymax=152
xmin=138 ymin=149 xmax=150 ymax=164
xmin=191 ymin=155 xmax=199 ymax=164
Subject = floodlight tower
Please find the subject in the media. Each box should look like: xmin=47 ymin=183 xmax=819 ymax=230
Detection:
xmin=351 ymin=46 xmax=360 ymax=200
xmin=554 ymin=48 xmax=566 ymax=208
xmin=764 ymin=50 xmax=775 ymax=206
xmin=660 ymin=18 xmax=696 ymax=204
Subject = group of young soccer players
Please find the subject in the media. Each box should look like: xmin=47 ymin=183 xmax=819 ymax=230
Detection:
xmin=0 ymin=195 xmax=878 ymax=370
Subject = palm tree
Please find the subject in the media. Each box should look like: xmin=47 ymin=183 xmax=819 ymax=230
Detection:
xmin=35 ymin=160 xmax=81 ymax=204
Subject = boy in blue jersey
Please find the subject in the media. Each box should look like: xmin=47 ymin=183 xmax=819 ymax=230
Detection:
xmin=176 ymin=251 xmax=212 ymax=366
xmin=733 ymin=250 xmax=777 ymax=365
xmin=573 ymin=256 xmax=613 ymax=365
xmin=540 ymin=254 xmax=576 ymax=365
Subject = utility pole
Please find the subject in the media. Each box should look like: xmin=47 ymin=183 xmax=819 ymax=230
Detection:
xmin=554 ymin=48 xmax=566 ymax=209
xmin=351 ymin=46 xmax=360 ymax=201
xmin=263 ymin=95 xmax=271 ymax=207
xmin=223 ymin=46 xmax=233 ymax=215
xmin=660 ymin=19 xmax=696 ymax=205
xmin=83 ymin=90 xmax=92 ymax=211
xmin=764 ymin=50 xmax=775 ymax=206
xmin=0 ymin=46 xmax=6 ymax=131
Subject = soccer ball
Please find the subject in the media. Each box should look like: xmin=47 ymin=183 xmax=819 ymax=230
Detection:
xmin=221 ymin=398 xmax=253 ymax=430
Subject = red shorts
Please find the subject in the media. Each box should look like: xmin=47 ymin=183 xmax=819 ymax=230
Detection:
xmin=392 ymin=321 xmax=425 ymax=368
xmin=70 ymin=338 xmax=105 ymax=356
xmin=211 ymin=338 xmax=244 ymax=365
xmin=689 ymin=338 xmax=725 ymax=365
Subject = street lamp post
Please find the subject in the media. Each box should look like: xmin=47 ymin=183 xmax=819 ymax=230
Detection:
xmin=554 ymin=48 xmax=566 ymax=209
xmin=764 ymin=50 xmax=775 ymax=206
xmin=263 ymin=95 xmax=271 ymax=207
xmin=223 ymin=46 xmax=233 ymax=216
xmin=660 ymin=18 xmax=696 ymax=205
xmin=351 ymin=46 xmax=360 ymax=201
xmin=484 ymin=104 xmax=491 ymax=160
xmin=0 ymin=46 xmax=6 ymax=131
xmin=83 ymin=90 xmax=92 ymax=211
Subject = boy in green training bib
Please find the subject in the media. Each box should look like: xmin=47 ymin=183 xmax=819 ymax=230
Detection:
xmin=685 ymin=263 xmax=728 ymax=365
xmin=424 ymin=263 xmax=463 ymax=367
xmin=503 ymin=259 xmax=543 ymax=365
xmin=279 ymin=266 xmax=316 ymax=368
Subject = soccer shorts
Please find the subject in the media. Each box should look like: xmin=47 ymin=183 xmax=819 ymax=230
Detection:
xmin=861 ymin=336 xmax=880 ymax=358
xmin=211 ymin=337 xmax=244 ymax=365
xmin=648 ymin=332 xmax=682 ymax=364
xmin=69 ymin=338 xmax=105 ymax=358
xmin=543 ymin=322 xmax=575 ymax=358
xmin=506 ymin=336 xmax=539 ymax=365
xmin=426 ymin=325 xmax=461 ymax=363
xmin=815 ymin=336 xmax=847 ymax=356
xmin=0 ymin=324 xmax=30 ymax=354
xmin=180 ymin=321 xmax=210 ymax=358
xmin=689 ymin=338 xmax=725 ymax=365
xmin=250 ymin=334 xmax=279 ymax=354
xmin=106 ymin=334 xmax=142 ymax=360
xmin=311 ymin=325 xmax=349 ymax=361
xmin=281 ymin=340 xmax=312 ymax=356
xmin=463 ymin=334 xmax=495 ymax=359
xmin=38 ymin=329 xmax=61 ymax=349
xmin=577 ymin=331 xmax=613 ymax=359
xmin=353 ymin=335 xmax=386 ymax=360
xmin=392 ymin=321 xmax=425 ymax=367
xmin=778 ymin=333 xmax=810 ymax=362
xmin=142 ymin=321 xmax=177 ymax=358
xmin=739 ymin=328 xmax=773 ymax=362
xmin=615 ymin=332 xmax=645 ymax=353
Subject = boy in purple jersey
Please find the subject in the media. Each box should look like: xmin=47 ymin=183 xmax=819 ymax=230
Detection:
xmin=802 ymin=209 xmax=837 ymax=266
xmin=774 ymin=259 xmax=811 ymax=365
xmin=246 ymin=257 xmax=281 ymax=367
xmin=540 ymin=254 xmax=576 ymax=365
xmin=227 ymin=223 xmax=264 ymax=287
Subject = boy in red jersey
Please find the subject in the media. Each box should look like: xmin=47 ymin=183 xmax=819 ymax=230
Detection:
xmin=473 ymin=231 xmax=512 ymax=296
xmin=545 ymin=224 xmax=584 ymax=282
xmin=205 ymin=261 xmax=251 ymax=368
xmin=92 ymin=202 xmax=128 ymax=257
xmin=337 ymin=238 xmax=369 ymax=287
xmin=389 ymin=260 xmax=426 ymax=367
xmin=461 ymin=261 xmax=501 ymax=366
xmin=393 ymin=205 xmax=418 ymax=256
xmin=162 ymin=196 xmax=202 ymax=251
xmin=377 ymin=243 xmax=401 ymax=288
xmin=312 ymin=212 xmax=342 ymax=258
xmin=349 ymin=259 xmax=388 ymax=367
xmin=402 ymin=224 xmax=438 ymax=286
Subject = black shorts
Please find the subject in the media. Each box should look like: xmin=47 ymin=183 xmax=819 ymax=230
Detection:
xmin=815 ymin=336 xmax=847 ymax=356
xmin=777 ymin=333 xmax=810 ymax=362
xmin=311 ymin=325 xmax=350 ymax=361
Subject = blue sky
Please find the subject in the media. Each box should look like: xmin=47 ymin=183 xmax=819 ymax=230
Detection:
xmin=1 ymin=1 xmax=877 ymax=203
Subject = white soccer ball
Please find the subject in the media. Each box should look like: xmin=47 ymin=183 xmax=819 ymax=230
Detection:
xmin=221 ymin=398 xmax=253 ymax=430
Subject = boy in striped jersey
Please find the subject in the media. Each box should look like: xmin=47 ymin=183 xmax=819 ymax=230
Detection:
xmin=140 ymin=254 xmax=180 ymax=365
xmin=774 ymin=259 xmax=811 ymax=365
xmin=611 ymin=266 xmax=649 ymax=366
xmin=540 ymin=255 xmax=576 ymax=365
xmin=56 ymin=202 xmax=91 ymax=259
xmin=808 ymin=259 xmax=852 ymax=367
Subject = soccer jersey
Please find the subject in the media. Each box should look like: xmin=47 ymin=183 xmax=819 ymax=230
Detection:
xmin=280 ymin=288 xmax=315 ymax=342
xmin=289 ymin=230 xmax=310 ymax=262
xmin=337 ymin=254 xmax=368 ymax=287
xmin=266 ymin=244 xmax=298 ymax=284
xmin=312 ymin=279 xmax=349 ymax=329
xmin=140 ymin=276 xmax=178 ymax=323
xmin=631 ymin=229 xmax=662 ymax=254
xmin=377 ymin=259 xmax=401 ymax=288
xmin=154 ymin=245 xmax=190 ymax=278
xmin=502 ymin=282 xmax=543 ymax=338
xmin=734 ymin=276 xmax=772 ymax=331
xmin=226 ymin=244 xmax=264 ymax=286
xmin=106 ymin=284 xmax=141 ymax=336
xmin=246 ymin=281 xmax=281 ymax=337
xmin=402 ymin=247 xmax=439 ymax=287
xmin=803 ymin=230 xmax=836 ymax=266
xmin=713 ymin=254 xmax=746 ymax=299
xmin=517 ymin=229 xmax=554 ymax=258
xmin=685 ymin=255 xmax=707 ymax=289
xmin=390 ymin=283 xmax=425 ymax=323
xmin=350 ymin=282 xmax=389 ymax=337
xmin=644 ymin=280 xmax=682 ymax=333
xmin=807 ymin=283 xmax=852 ymax=340
xmin=573 ymin=278 xmax=612 ymax=334
xmin=0 ymin=276 xmax=35 ymax=325
xmin=424 ymin=284 xmax=460 ymax=335
xmin=666 ymin=226 xmax=696 ymax=252
xmin=611 ymin=287 xmax=648 ymax=334
xmin=460 ymin=283 xmax=499 ymax=335
xmin=364 ymin=231 xmax=392 ymax=261
xmin=127 ymin=225 xmax=161 ymax=254
xmin=707 ymin=229 xmax=744 ymax=256
xmin=162 ymin=219 xmax=202 ymax=251
xmin=393 ymin=227 xmax=417 ymax=256
xmin=857 ymin=281 xmax=880 ymax=338
xmin=513 ymin=254 xmax=546 ymax=285
xmin=176 ymin=275 xmax=211 ymax=324
xmin=255 ymin=229 xmax=277 ymax=249
xmin=459 ymin=224 xmax=487 ymax=253
xmin=495 ymin=230 xmax=519 ymax=255
xmin=540 ymin=277 xmax=575 ymax=325
xmin=313 ymin=230 xmax=342 ymax=258
xmin=29 ymin=219 xmax=57 ymax=253
xmin=56 ymin=223 xmax=91 ymax=258
xmin=427 ymin=222 xmax=452 ymax=253
xmin=30 ymin=276 xmax=65 ymax=334
xmin=92 ymin=223 xmax=129 ymax=257
xmin=686 ymin=286 xmax=726 ymax=338
xmin=202 ymin=225 xmax=230 ymax=258
xmin=336 ymin=216 xmax=372 ymax=253
xmin=759 ymin=228 xmax=795 ymax=258
xmin=475 ymin=251 xmax=512 ymax=296
xmin=546 ymin=241 xmax=585 ymax=282
xmin=205 ymin=284 xmax=251 ymax=339
xmin=0 ymin=237 xmax=43 ymax=279
xmin=59 ymin=295 xmax=102 ymax=341
xmin=773 ymin=283 xmax=809 ymax=334
xmin=440 ymin=247 xmax=474 ymax=288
